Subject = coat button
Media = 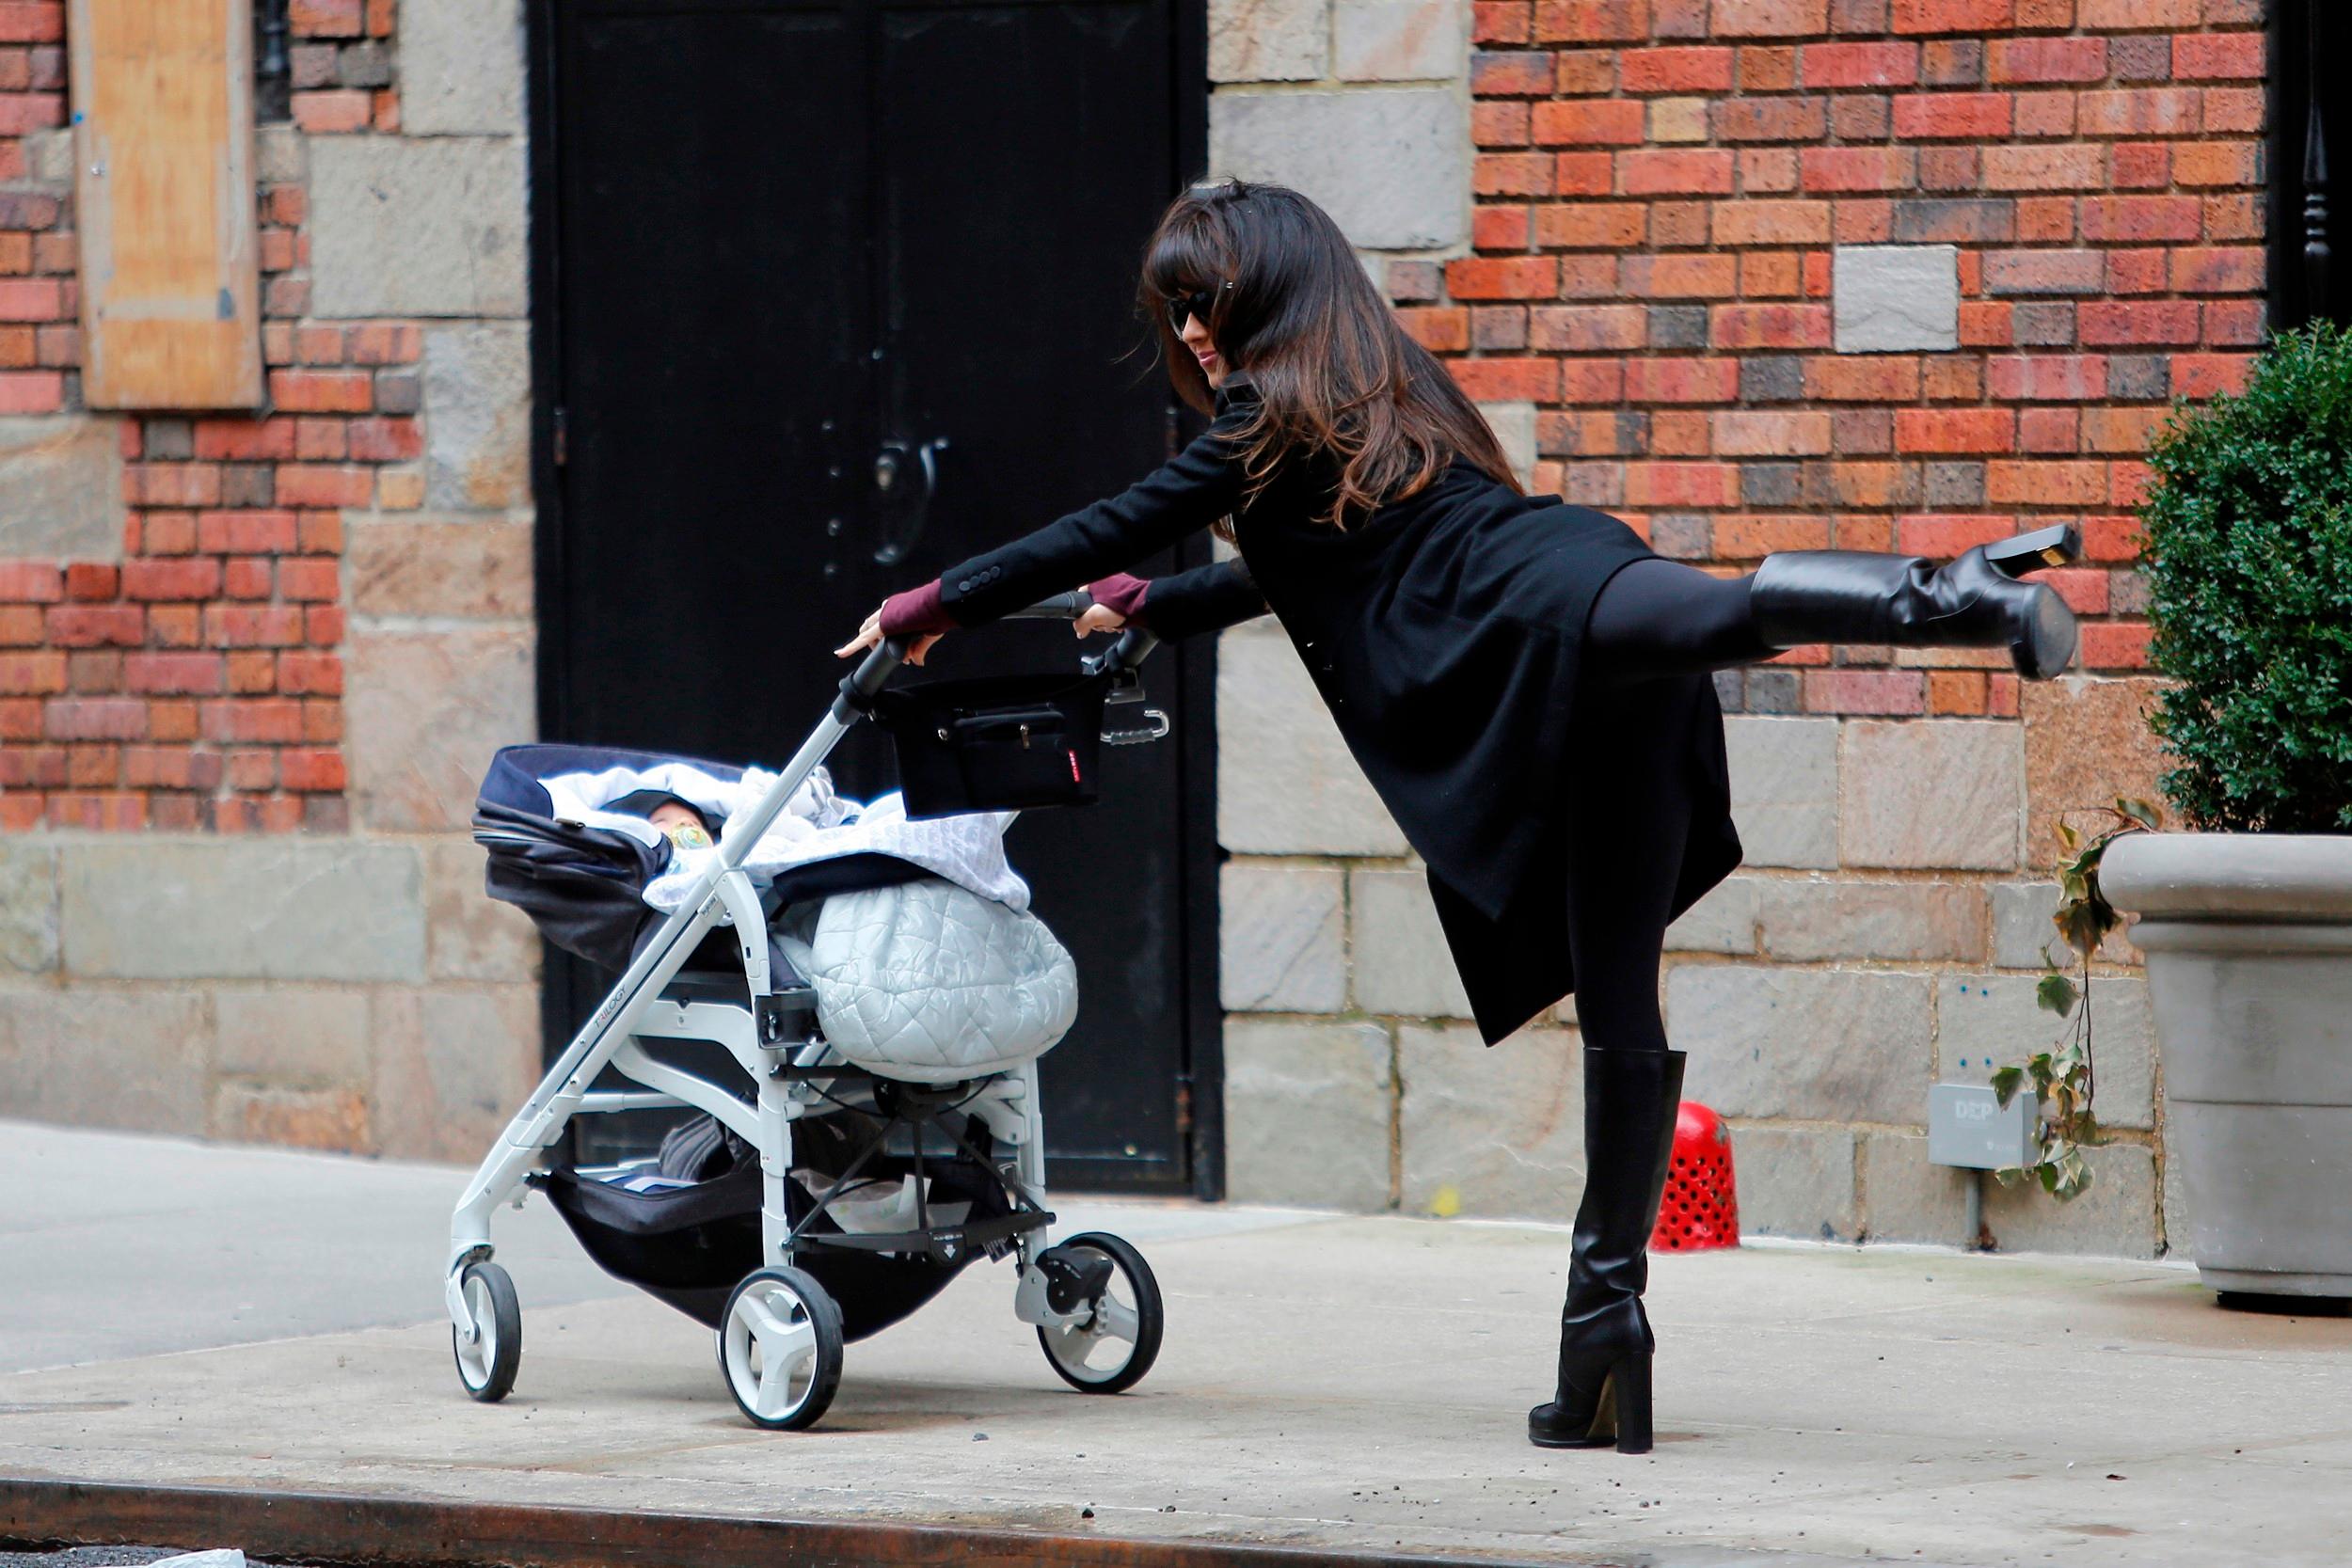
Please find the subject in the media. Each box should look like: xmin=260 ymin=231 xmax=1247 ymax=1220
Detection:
xmin=958 ymin=578 xmax=973 ymax=591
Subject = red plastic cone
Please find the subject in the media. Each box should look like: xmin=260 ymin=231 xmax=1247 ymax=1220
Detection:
xmin=1651 ymin=1101 xmax=1739 ymax=1251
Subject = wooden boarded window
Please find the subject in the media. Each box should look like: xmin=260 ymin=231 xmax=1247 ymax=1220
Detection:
xmin=71 ymin=0 xmax=264 ymax=410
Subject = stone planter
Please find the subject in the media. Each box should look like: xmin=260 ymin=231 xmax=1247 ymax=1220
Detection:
xmin=2101 ymin=834 xmax=2352 ymax=1300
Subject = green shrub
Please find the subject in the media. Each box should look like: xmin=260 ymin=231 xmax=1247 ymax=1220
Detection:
xmin=2138 ymin=322 xmax=2352 ymax=832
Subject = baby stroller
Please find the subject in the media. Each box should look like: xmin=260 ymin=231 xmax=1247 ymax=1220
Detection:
xmin=445 ymin=595 xmax=1170 ymax=1430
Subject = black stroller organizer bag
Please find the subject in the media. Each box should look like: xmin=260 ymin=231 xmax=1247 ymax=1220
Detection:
xmin=870 ymin=671 xmax=1111 ymax=817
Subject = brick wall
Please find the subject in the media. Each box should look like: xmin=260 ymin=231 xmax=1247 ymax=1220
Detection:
xmin=0 ymin=0 xmax=540 ymax=1159
xmin=1212 ymin=0 xmax=2265 ymax=1258
xmin=0 ymin=0 xmax=417 ymax=832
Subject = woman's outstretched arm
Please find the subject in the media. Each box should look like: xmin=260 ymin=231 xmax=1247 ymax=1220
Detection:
xmin=846 ymin=411 xmax=1252 ymax=654
xmin=1086 ymin=556 xmax=1268 ymax=640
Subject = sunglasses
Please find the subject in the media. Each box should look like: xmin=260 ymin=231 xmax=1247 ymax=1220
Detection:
xmin=1164 ymin=280 xmax=1232 ymax=333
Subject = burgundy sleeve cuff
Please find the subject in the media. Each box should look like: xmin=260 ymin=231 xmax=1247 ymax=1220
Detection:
xmin=880 ymin=579 xmax=955 ymax=637
xmin=1087 ymin=572 xmax=1151 ymax=625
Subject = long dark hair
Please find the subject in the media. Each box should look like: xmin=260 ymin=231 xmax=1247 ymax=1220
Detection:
xmin=1139 ymin=180 xmax=1521 ymax=526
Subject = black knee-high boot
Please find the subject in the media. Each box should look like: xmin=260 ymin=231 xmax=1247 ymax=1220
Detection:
xmin=1747 ymin=521 xmax=2082 ymax=679
xmin=1529 ymin=1046 xmax=1686 ymax=1453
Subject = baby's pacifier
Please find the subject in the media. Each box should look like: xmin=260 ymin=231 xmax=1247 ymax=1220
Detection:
xmin=664 ymin=821 xmax=713 ymax=851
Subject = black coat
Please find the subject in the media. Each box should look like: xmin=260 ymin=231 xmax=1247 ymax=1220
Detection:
xmin=936 ymin=381 xmax=1740 ymax=1043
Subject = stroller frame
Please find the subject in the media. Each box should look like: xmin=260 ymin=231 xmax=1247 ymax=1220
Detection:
xmin=446 ymin=598 xmax=1166 ymax=1427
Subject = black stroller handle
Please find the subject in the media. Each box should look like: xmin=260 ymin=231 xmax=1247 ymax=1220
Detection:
xmin=1006 ymin=590 xmax=1094 ymax=620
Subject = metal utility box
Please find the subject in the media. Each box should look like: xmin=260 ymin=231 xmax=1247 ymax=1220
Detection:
xmin=1928 ymin=1083 xmax=2039 ymax=1170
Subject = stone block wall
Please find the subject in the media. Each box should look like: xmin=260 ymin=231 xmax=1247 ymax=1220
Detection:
xmin=0 ymin=0 xmax=539 ymax=1156
xmin=1209 ymin=0 xmax=2258 ymax=1259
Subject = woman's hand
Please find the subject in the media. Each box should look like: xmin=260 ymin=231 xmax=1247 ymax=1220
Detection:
xmin=834 ymin=604 xmax=945 ymax=666
xmin=1074 ymin=603 xmax=1128 ymax=638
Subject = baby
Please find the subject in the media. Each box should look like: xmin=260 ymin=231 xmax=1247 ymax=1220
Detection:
xmin=627 ymin=793 xmax=715 ymax=854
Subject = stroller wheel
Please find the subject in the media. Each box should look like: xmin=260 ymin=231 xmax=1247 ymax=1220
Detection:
xmin=452 ymin=1260 xmax=521 ymax=1402
xmin=1036 ymin=1232 xmax=1164 ymax=1395
xmin=719 ymin=1266 xmax=844 ymax=1431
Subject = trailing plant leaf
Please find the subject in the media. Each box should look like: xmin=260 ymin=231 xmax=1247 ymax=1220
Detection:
xmin=1991 ymin=797 xmax=2160 ymax=1203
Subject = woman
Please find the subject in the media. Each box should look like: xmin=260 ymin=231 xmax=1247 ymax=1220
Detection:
xmin=838 ymin=181 xmax=2079 ymax=1454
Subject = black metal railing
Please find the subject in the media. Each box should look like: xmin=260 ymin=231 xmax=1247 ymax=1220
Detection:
xmin=2272 ymin=0 xmax=2350 ymax=328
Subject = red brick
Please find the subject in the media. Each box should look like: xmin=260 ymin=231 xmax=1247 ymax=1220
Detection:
xmin=0 ymin=4 xmax=64 ymax=44
xmin=1710 ymin=199 xmax=1831 ymax=246
xmin=0 ymin=277 xmax=61 ymax=321
xmin=279 ymin=749 xmax=347 ymax=793
xmin=1625 ymin=357 xmax=1741 ymax=403
xmin=0 ymin=560 xmax=62 ymax=602
xmin=1451 ymin=357 xmax=1560 ymax=401
xmin=0 ymin=605 xmax=39 ymax=644
xmin=1474 ymin=102 xmax=1532 ymax=148
xmin=1534 ymin=202 xmax=1647 ymax=248
xmin=278 ymin=560 xmax=341 ymax=602
xmin=1988 ymin=37 xmax=2106 ymax=84
xmin=2079 ymin=621 xmax=2151 ymax=670
xmin=0 ymin=370 xmax=63 ymax=412
xmin=1619 ymin=46 xmax=1734 ymax=93
xmin=43 ymin=605 xmax=144 ymax=647
xmin=128 ymin=463 xmax=223 ymax=508
xmin=1987 ymin=355 xmax=2107 ymax=401
xmin=124 ymin=652 xmax=226 ymax=696
xmin=1471 ymin=51 xmax=1553 ymax=96
xmin=43 ymin=697 xmax=144 ymax=740
xmin=140 ymin=512 xmax=199 ymax=555
xmin=1928 ymin=671 xmax=1989 ymax=715
xmin=2205 ymin=299 xmax=2265 ymax=346
xmin=195 ymin=510 xmax=301 ymax=555
xmin=306 ymin=606 xmax=344 ymax=646
xmin=269 ymin=369 xmax=373 ymax=413
xmin=2172 ymin=354 xmax=2254 ymax=400
xmin=2170 ymin=246 xmax=2263 ymax=294
xmin=2201 ymin=87 xmax=2265 ymax=136
xmin=295 ymin=418 xmax=349 ymax=462
xmin=1713 ymin=515 xmax=1832 ymax=556
xmin=1552 ymin=153 xmax=1613 ymax=197
xmin=224 ymin=558 xmax=274 ymax=599
xmin=275 ymin=465 xmax=374 ymax=508
xmin=201 ymin=698 xmax=306 ymax=744
xmin=1895 ymin=408 xmax=2015 ymax=454
xmin=2082 ymin=515 xmax=2144 ymax=562
xmin=1399 ymin=308 xmax=1470 ymax=354
xmin=1711 ymin=0 xmax=1828 ymax=36
xmin=2018 ymin=407 xmax=2077 ymax=453
xmin=2175 ymin=140 xmax=2260 ymax=188
xmin=292 ymin=89 xmax=372 ymax=133
xmin=1617 ymin=149 xmax=1735 ymax=196
xmin=1710 ymin=303 xmax=1832 ymax=350
xmin=1713 ymin=410 xmax=1833 ymax=456
xmin=1623 ymin=462 xmax=1740 ymax=508
xmin=2078 ymin=89 xmax=2201 ymax=139
xmin=1711 ymin=98 xmax=1829 ymax=143
xmin=2082 ymin=407 xmax=2166 ymax=455
xmin=1621 ymin=253 xmax=1740 ymax=298
xmin=2109 ymin=143 xmax=2171 ymax=190
xmin=1894 ymin=92 xmax=2012 ymax=140
xmin=1529 ymin=305 xmax=1646 ymax=351
xmin=2080 ymin=0 xmax=2193 ymax=25
xmin=347 ymin=322 xmax=424 ymax=365
xmin=0 ymin=649 xmax=64 ymax=693
xmin=2078 ymin=300 xmax=2201 ymax=346
xmin=120 ymin=560 xmax=223 ymax=602
xmin=226 ymin=649 xmax=277 ymax=694
xmin=1800 ymin=40 xmax=1917 ymax=87
xmin=1986 ymin=460 xmax=2105 ymax=505
xmin=291 ymin=0 xmax=363 ymax=34
xmin=1804 ymin=357 xmax=1921 ymax=402
xmin=278 ymin=652 xmax=343 ymax=696
xmin=206 ymin=605 xmax=308 ymax=648
xmin=1530 ymin=0 xmax=1648 ymax=41
xmin=1474 ymin=0 xmax=1532 ymax=41
xmin=1532 ymin=99 xmax=1646 ymax=145
xmin=1800 ymin=147 xmax=1917 ymax=193
xmin=1891 ymin=0 xmax=2012 ymax=32
xmin=193 ymin=418 xmax=299 ymax=461
xmin=1981 ymin=144 xmax=2103 ymax=192
xmin=1804 ymin=669 xmax=1925 ymax=715
xmin=1895 ymin=515 xmax=2016 ymax=558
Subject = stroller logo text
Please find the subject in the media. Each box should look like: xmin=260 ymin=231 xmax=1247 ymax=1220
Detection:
xmin=1067 ymin=749 xmax=1081 ymax=783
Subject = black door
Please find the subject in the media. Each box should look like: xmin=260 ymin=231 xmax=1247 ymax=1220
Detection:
xmin=531 ymin=0 xmax=1217 ymax=1192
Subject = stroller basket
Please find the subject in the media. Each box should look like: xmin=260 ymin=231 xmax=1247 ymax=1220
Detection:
xmin=871 ymin=670 xmax=1112 ymax=817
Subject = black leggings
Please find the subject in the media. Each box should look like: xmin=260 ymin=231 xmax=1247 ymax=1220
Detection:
xmin=1564 ymin=559 xmax=1771 ymax=1055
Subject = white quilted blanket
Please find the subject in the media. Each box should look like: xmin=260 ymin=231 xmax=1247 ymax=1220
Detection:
xmin=776 ymin=878 xmax=1078 ymax=1082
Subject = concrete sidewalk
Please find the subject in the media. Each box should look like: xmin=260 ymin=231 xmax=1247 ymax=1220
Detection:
xmin=2 ymin=1121 xmax=2348 ymax=1566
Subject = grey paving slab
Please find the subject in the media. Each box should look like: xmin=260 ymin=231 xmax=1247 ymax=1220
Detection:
xmin=1 ymin=1128 xmax=2349 ymax=1566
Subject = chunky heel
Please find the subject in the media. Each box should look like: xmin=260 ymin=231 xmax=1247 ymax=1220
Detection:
xmin=1611 ymin=1353 xmax=1654 ymax=1454
xmin=1981 ymin=522 xmax=2081 ymax=578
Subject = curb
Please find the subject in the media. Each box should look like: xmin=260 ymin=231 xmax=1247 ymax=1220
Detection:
xmin=0 ymin=1479 xmax=1575 ymax=1568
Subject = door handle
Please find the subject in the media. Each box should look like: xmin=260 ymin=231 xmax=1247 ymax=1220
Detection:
xmin=872 ymin=436 xmax=946 ymax=565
